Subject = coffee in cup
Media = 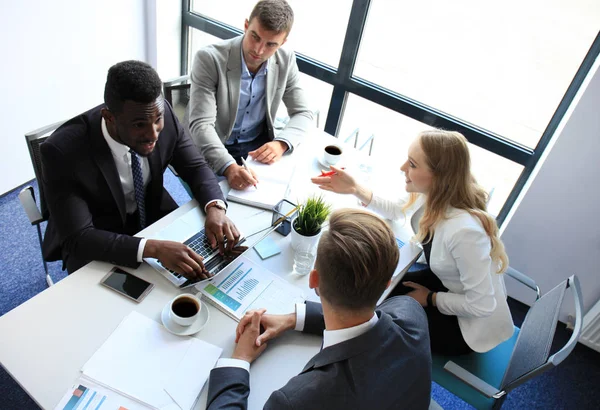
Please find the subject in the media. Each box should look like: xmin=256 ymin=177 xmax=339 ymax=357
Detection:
xmin=323 ymin=144 xmax=343 ymax=165
xmin=169 ymin=294 xmax=201 ymax=326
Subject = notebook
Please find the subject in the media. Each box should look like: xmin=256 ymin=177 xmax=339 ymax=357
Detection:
xmin=196 ymin=254 xmax=305 ymax=321
xmin=226 ymin=157 xmax=296 ymax=210
xmin=81 ymin=311 xmax=222 ymax=410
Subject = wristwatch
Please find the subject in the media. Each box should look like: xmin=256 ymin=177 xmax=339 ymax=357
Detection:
xmin=206 ymin=200 xmax=227 ymax=213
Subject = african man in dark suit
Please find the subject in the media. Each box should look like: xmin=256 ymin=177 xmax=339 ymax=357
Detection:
xmin=41 ymin=60 xmax=239 ymax=276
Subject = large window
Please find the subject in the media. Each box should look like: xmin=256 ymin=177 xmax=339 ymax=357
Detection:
xmin=191 ymin=0 xmax=353 ymax=67
xmin=182 ymin=0 xmax=600 ymax=223
xmin=339 ymin=94 xmax=523 ymax=216
xmin=355 ymin=0 xmax=600 ymax=149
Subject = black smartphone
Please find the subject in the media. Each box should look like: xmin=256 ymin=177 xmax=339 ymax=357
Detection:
xmin=100 ymin=267 xmax=154 ymax=303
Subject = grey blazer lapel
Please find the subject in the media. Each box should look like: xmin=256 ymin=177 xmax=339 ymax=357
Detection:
xmin=226 ymin=37 xmax=243 ymax=136
xmin=265 ymin=56 xmax=279 ymax=125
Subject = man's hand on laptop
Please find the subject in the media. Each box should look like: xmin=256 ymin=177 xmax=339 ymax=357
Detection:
xmin=224 ymin=163 xmax=258 ymax=190
xmin=205 ymin=207 xmax=241 ymax=254
xmin=144 ymin=239 xmax=210 ymax=280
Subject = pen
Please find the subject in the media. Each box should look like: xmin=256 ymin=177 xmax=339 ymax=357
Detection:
xmin=241 ymin=157 xmax=258 ymax=190
xmin=319 ymin=167 xmax=345 ymax=177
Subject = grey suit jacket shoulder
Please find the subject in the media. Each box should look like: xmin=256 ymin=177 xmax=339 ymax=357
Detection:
xmin=188 ymin=35 xmax=313 ymax=172
xmin=206 ymin=296 xmax=432 ymax=410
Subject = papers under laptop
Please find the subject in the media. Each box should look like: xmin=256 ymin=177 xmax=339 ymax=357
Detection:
xmin=196 ymin=254 xmax=305 ymax=321
xmin=143 ymin=206 xmax=246 ymax=289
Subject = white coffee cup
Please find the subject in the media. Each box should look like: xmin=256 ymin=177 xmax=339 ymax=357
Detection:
xmin=323 ymin=144 xmax=343 ymax=165
xmin=169 ymin=294 xmax=201 ymax=326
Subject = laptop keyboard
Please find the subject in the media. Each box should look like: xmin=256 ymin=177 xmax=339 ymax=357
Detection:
xmin=157 ymin=228 xmax=245 ymax=287
xmin=185 ymin=230 xmax=216 ymax=259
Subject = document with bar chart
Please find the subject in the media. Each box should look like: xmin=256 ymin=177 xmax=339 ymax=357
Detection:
xmin=197 ymin=255 xmax=305 ymax=321
xmin=54 ymin=376 xmax=151 ymax=410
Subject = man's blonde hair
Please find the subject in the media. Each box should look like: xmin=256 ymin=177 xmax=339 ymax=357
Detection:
xmin=403 ymin=129 xmax=509 ymax=273
xmin=315 ymin=209 xmax=399 ymax=310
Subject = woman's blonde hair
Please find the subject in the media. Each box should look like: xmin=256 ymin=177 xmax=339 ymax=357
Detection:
xmin=403 ymin=130 xmax=509 ymax=273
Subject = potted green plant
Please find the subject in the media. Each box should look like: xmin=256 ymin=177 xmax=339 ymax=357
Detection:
xmin=290 ymin=195 xmax=332 ymax=252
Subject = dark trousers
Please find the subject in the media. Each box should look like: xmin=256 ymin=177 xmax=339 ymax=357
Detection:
xmin=390 ymin=268 xmax=474 ymax=356
xmin=225 ymin=131 xmax=271 ymax=166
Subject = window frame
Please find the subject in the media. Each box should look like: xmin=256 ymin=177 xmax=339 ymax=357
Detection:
xmin=181 ymin=0 xmax=600 ymax=225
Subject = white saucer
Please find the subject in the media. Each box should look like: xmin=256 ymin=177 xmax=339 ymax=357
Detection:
xmin=317 ymin=153 xmax=344 ymax=172
xmin=161 ymin=299 xmax=210 ymax=336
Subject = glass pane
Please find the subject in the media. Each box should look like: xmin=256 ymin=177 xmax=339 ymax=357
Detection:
xmin=188 ymin=28 xmax=222 ymax=73
xmin=190 ymin=0 xmax=352 ymax=67
xmin=340 ymin=94 xmax=524 ymax=217
xmin=354 ymin=0 xmax=600 ymax=148
xmin=298 ymin=73 xmax=333 ymax=131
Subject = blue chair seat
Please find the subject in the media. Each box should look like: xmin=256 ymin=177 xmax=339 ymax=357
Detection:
xmin=432 ymin=326 xmax=520 ymax=410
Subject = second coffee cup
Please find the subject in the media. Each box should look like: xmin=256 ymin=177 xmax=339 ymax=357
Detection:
xmin=323 ymin=144 xmax=343 ymax=165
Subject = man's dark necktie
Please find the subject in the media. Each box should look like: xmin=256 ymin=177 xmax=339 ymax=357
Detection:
xmin=129 ymin=149 xmax=146 ymax=228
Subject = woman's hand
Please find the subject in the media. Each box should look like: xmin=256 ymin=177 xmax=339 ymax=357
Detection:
xmin=403 ymin=281 xmax=431 ymax=307
xmin=311 ymin=165 xmax=357 ymax=194
xmin=311 ymin=166 xmax=373 ymax=205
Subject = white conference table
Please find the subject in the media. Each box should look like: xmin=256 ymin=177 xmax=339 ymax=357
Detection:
xmin=0 ymin=131 xmax=421 ymax=410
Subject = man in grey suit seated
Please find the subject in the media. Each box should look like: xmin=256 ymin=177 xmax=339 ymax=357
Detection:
xmin=188 ymin=0 xmax=313 ymax=191
xmin=206 ymin=209 xmax=432 ymax=410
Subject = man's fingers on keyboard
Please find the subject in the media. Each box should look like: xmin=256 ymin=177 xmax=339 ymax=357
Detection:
xmin=188 ymin=248 xmax=205 ymax=266
xmin=224 ymin=226 xmax=236 ymax=251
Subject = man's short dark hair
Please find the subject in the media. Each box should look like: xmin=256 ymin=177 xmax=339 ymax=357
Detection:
xmin=249 ymin=0 xmax=294 ymax=35
xmin=104 ymin=60 xmax=163 ymax=114
xmin=315 ymin=209 xmax=400 ymax=310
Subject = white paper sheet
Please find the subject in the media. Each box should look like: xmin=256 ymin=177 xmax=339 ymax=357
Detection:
xmin=198 ymin=255 xmax=305 ymax=321
xmin=81 ymin=311 xmax=222 ymax=410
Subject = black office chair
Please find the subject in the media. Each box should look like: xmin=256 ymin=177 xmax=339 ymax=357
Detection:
xmin=19 ymin=120 xmax=65 ymax=287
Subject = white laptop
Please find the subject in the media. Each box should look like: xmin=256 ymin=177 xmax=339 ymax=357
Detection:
xmin=143 ymin=206 xmax=249 ymax=289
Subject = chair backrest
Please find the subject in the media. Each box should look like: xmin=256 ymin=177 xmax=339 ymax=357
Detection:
xmin=163 ymin=75 xmax=191 ymax=124
xmin=500 ymin=275 xmax=583 ymax=393
xmin=25 ymin=121 xmax=66 ymax=221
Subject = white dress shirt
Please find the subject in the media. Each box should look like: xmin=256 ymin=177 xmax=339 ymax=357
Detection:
xmin=215 ymin=303 xmax=378 ymax=371
xmin=101 ymin=119 xmax=149 ymax=261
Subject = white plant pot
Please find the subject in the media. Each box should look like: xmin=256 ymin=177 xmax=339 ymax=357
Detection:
xmin=290 ymin=217 xmax=322 ymax=252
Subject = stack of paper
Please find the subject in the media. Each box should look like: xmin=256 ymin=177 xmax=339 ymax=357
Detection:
xmin=81 ymin=311 xmax=222 ymax=410
xmin=226 ymin=156 xmax=296 ymax=209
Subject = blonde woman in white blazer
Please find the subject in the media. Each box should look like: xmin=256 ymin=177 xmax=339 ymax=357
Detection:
xmin=311 ymin=130 xmax=514 ymax=355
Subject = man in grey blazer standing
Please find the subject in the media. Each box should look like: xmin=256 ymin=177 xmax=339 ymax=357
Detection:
xmin=206 ymin=209 xmax=432 ymax=410
xmin=188 ymin=0 xmax=313 ymax=190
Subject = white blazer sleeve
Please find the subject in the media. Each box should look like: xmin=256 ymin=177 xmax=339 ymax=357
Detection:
xmin=365 ymin=189 xmax=418 ymax=221
xmin=435 ymin=228 xmax=498 ymax=318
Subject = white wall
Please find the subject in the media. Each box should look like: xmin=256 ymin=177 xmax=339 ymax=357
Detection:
xmin=151 ymin=0 xmax=183 ymax=81
xmin=502 ymin=57 xmax=600 ymax=322
xmin=0 ymin=0 xmax=148 ymax=194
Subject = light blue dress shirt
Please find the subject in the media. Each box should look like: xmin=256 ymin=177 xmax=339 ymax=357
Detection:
xmin=218 ymin=50 xmax=292 ymax=175
xmin=225 ymin=50 xmax=268 ymax=146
